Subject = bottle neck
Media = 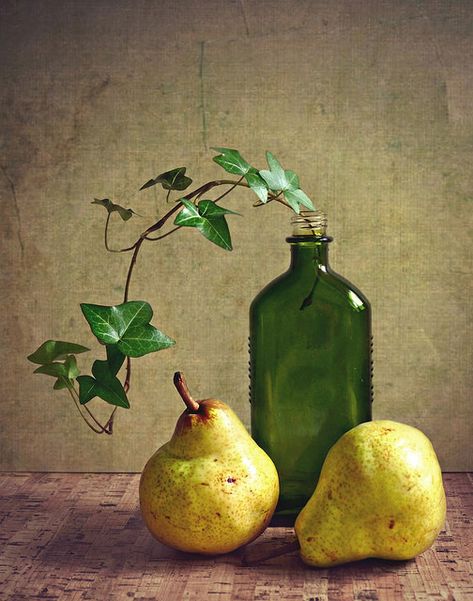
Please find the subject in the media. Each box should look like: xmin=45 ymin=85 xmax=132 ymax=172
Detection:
xmin=288 ymin=240 xmax=330 ymax=271
xmin=287 ymin=210 xmax=331 ymax=271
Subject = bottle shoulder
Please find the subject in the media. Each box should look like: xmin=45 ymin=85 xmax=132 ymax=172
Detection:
xmin=323 ymin=268 xmax=371 ymax=310
xmin=250 ymin=267 xmax=370 ymax=313
xmin=250 ymin=270 xmax=292 ymax=306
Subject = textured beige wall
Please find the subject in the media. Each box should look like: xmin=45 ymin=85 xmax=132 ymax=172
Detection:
xmin=1 ymin=0 xmax=472 ymax=471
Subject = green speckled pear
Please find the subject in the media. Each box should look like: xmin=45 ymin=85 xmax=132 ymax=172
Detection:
xmin=139 ymin=372 xmax=279 ymax=555
xmin=295 ymin=420 xmax=446 ymax=567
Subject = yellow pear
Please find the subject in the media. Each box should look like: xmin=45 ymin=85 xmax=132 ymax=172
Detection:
xmin=139 ymin=372 xmax=279 ymax=555
xmin=295 ymin=420 xmax=446 ymax=567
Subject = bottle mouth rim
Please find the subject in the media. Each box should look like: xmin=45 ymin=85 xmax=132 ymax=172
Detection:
xmin=285 ymin=235 xmax=333 ymax=243
xmin=291 ymin=210 xmax=327 ymax=237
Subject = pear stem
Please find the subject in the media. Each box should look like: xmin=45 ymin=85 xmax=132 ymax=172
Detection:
xmin=173 ymin=372 xmax=200 ymax=413
xmin=242 ymin=539 xmax=300 ymax=567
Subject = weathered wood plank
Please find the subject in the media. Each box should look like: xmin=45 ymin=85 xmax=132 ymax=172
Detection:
xmin=0 ymin=473 xmax=471 ymax=600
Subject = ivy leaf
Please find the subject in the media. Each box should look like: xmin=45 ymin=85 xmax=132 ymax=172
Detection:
xmin=34 ymin=363 xmax=67 ymax=377
xmin=65 ymin=355 xmax=80 ymax=380
xmin=92 ymin=198 xmax=135 ymax=221
xmin=259 ymin=152 xmax=315 ymax=213
xmin=245 ymin=170 xmax=269 ymax=203
xmin=259 ymin=152 xmax=288 ymax=191
xmin=212 ymin=147 xmax=269 ymax=203
xmin=77 ymin=360 xmax=130 ymax=408
xmin=283 ymin=188 xmax=314 ymax=212
xmin=198 ymin=199 xmax=240 ymax=218
xmin=80 ymin=301 xmax=175 ymax=358
xmin=140 ymin=167 xmax=192 ymax=191
xmin=33 ymin=355 xmax=79 ymax=379
xmin=172 ymin=199 xmax=202 ymax=227
xmin=27 ymin=340 xmax=89 ymax=365
xmin=212 ymin=147 xmax=252 ymax=176
xmin=33 ymin=355 xmax=80 ymax=390
xmin=106 ymin=345 xmax=126 ymax=376
xmin=284 ymin=170 xmax=300 ymax=191
xmin=259 ymin=152 xmax=301 ymax=192
xmin=53 ymin=377 xmax=70 ymax=390
xmin=174 ymin=199 xmax=239 ymax=250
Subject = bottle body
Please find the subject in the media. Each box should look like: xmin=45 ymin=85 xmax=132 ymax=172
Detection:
xmin=250 ymin=236 xmax=372 ymax=516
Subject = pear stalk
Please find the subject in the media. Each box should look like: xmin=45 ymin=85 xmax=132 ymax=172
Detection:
xmin=242 ymin=539 xmax=300 ymax=566
xmin=173 ymin=372 xmax=200 ymax=413
xmin=140 ymin=373 xmax=280 ymax=555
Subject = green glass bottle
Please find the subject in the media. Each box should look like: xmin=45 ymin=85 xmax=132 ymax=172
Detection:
xmin=249 ymin=211 xmax=372 ymax=517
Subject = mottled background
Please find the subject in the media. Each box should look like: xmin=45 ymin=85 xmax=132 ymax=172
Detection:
xmin=1 ymin=0 xmax=471 ymax=471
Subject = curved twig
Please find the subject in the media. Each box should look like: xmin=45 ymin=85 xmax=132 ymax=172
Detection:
xmin=145 ymin=225 xmax=182 ymax=241
xmin=66 ymin=385 xmax=110 ymax=435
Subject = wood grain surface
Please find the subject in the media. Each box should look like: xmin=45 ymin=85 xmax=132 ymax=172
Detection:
xmin=0 ymin=473 xmax=471 ymax=600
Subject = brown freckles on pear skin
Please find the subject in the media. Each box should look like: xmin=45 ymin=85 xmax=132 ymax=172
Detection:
xmin=139 ymin=372 xmax=280 ymax=556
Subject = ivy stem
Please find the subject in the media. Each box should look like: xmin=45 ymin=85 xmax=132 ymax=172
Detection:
xmin=69 ymin=383 xmax=113 ymax=434
xmin=252 ymin=191 xmax=288 ymax=208
xmin=145 ymin=225 xmax=181 ymax=242
xmin=66 ymin=384 xmax=109 ymax=435
xmin=212 ymin=176 xmax=245 ymax=203
xmin=124 ymin=357 xmax=131 ymax=393
xmin=123 ymin=237 xmax=145 ymax=303
xmin=104 ymin=212 xmax=130 ymax=253
xmin=117 ymin=176 xmax=276 ymax=406
xmin=104 ymin=407 xmax=117 ymax=433
xmin=112 ymin=177 xmax=300 ymax=425
xmin=275 ymin=197 xmax=292 ymax=210
xmin=105 ymin=180 xmax=250 ymax=255
xmin=104 ymin=212 xmax=112 ymax=250
xmin=120 ymin=178 xmax=250 ymax=396
xmin=142 ymin=179 xmax=249 ymax=238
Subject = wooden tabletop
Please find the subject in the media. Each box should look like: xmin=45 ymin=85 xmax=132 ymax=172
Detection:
xmin=0 ymin=473 xmax=471 ymax=600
